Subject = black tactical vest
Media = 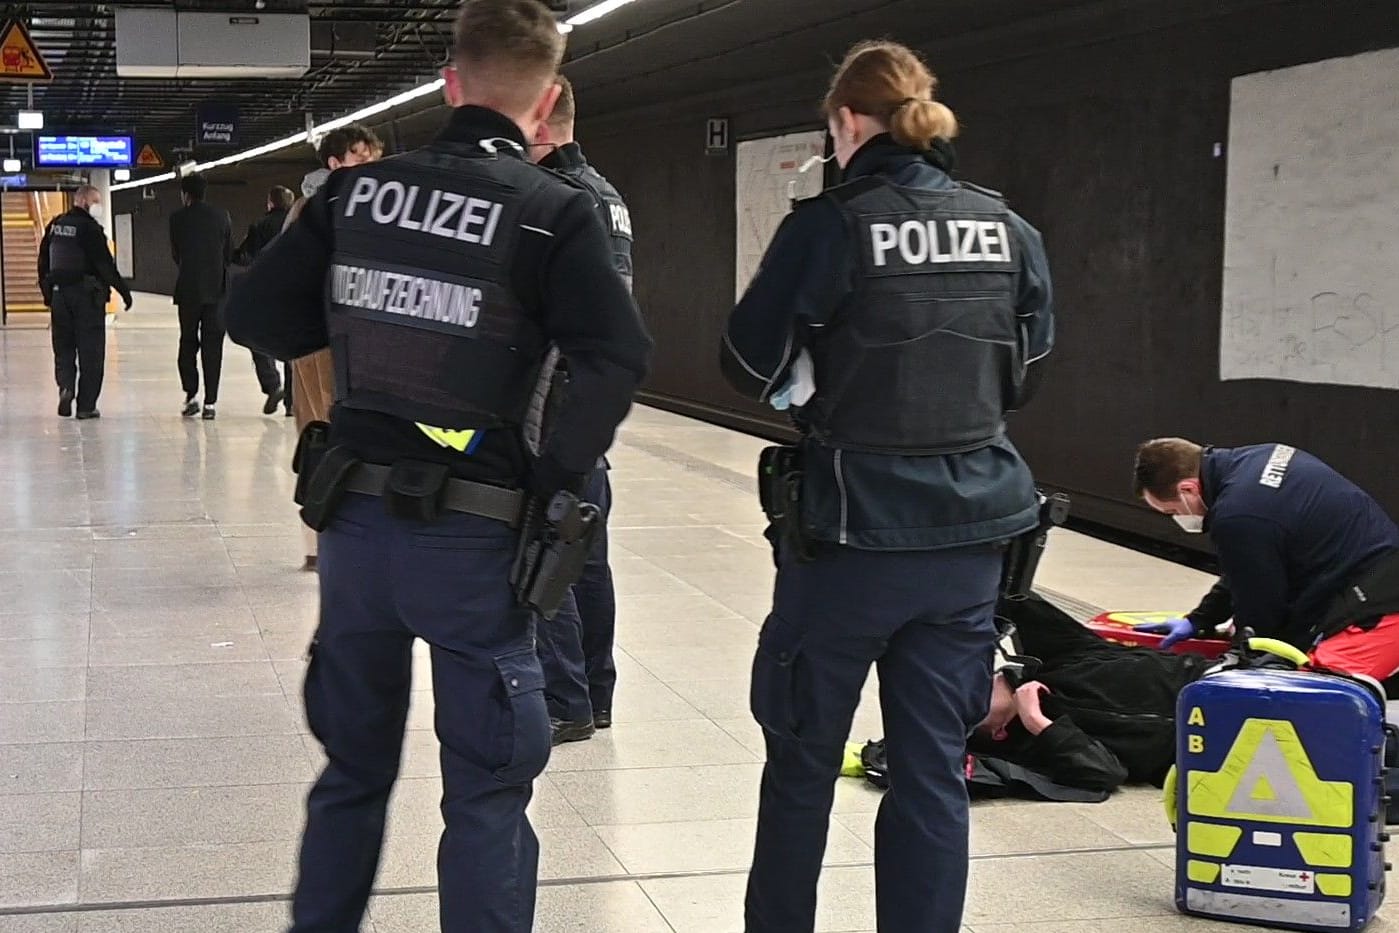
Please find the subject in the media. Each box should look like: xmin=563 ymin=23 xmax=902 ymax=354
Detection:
xmin=802 ymin=177 xmax=1022 ymax=455
xmin=45 ymin=210 xmax=91 ymax=284
xmin=326 ymin=142 xmax=566 ymax=431
xmin=556 ymin=154 xmax=633 ymax=291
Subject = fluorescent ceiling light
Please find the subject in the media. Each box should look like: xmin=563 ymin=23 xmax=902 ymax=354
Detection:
xmin=17 ymin=110 xmax=42 ymax=129
xmin=113 ymin=168 xmax=131 ymax=181
xmin=108 ymin=0 xmax=647 ymax=192
xmin=567 ymin=0 xmax=638 ymax=27
xmin=2 ymin=158 xmax=19 ymax=172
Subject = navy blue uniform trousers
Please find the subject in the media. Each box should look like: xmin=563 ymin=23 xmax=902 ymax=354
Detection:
xmin=290 ymin=495 xmax=552 ymax=933
xmin=537 ymin=467 xmax=617 ymax=721
xmin=746 ymin=543 xmax=1000 ymax=933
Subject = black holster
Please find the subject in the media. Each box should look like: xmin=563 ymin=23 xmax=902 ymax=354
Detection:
xmin=292 ymin=421 xmax=331 ymax=506
xmin=758 ymin=445 xmax=812 ymax=563
xmin=298 ymin=446 xmax=359 ymax=532
xmin=384 ymin=460 xmax=451 ymax=523
xmin=1000 ymin=492 xmax=1071 ymax=600
xmin=510 ymin=490 xmax=601 ymax=620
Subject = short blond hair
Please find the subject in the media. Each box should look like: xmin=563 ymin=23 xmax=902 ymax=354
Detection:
xmin=453 ymin=0 xmax=566 ymax=114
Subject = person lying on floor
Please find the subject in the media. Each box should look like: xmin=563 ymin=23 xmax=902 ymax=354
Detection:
xmin=863 ymin=592 xmax=1212 ymax=798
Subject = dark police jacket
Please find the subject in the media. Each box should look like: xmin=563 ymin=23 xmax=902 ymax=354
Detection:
xmin=169 ymin=200 xmax=233 ymax=306
xmin=721 ymin=136 xmax=1055 ymax=550
xmin=967 ymin=594 xmax=1210 ymax=791
xmin=39 ymin=207 xmax=132 ymax=306
xmin=233 ymin=206 xmax=290 ymax=265
xmin=541 ymin=142 xmax=632 ymax=291
xmin=1186 ymin=445 xmax=1399 ymax=649
xmin=224 ymin=106 xmax=651 ymax=497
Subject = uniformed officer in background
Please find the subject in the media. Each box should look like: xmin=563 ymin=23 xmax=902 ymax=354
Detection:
xmin=224 ymin=0 xmax=651 ymax=930
xmin=529 ymin=74 xmax=630 ymax=742
xmin=39 ymin=184 xmax=133 ymax=420
xmin=721 ymin=41 xmax=1054 ymax=933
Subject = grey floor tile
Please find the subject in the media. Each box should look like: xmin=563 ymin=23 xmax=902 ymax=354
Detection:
xmin=963 ymin=851 xmax=1178 ymax=926
xmin=0 ymin=914 xmax=79 ymax=933
xmin=0 ymin=640 xmax=89 ymax=671
xmin=89 ymin=585 xmax=249 ymax=616
xmin=605 ymin=681 xmax=705 ymax=724
xmin=0 ymin=744 xmax=85 ymax=797
xmin=2 ymin=668 xmax=86 ymax=704
xmin=85 ymin=694 xmax=301 ymax=741
xmin=78 ymin=840 xmax=297 ymax=903
xmin=1069 ymin=786 xmax=1177 ymax=846
xmin=0 ymin=851 xmax=80 ymax=908
xmin=596 ymin=816 xmax=869 ymax=875
xmin=81 ymin=783 xmax=308 ymax=849
xmin=83 ymin=735 xmax=316 ymax=790
xmin=84 ymin=661 xmax=283 ymax=702
xmin=75 ymin=902 xmax=293 ymax=933
xmin=621 ymin=644 xmax=758 ymax=684
xmin=552 ymin=764 xmax=765 ymax=826
xmin=370 ymin=883 xmax=674 ymax=933
xmin=667 ymin=678 xmax=760 ymax=721
xmin=0 ymin=615 xmax=90 ymax=644
xmin=547 ymin=719 xmax=760 ymax=772
xmin=87 ymin=633 xmax=268 ymax=667
xmin=0 ymin=702 xmax=85 ymax=746
xmin=615 ymin=616 xmax=759 ymax=651
xmin=0 ymin=794 xmax=82 ymax=853
xmin=643 ymin=864 xmax=875 ymax=933
xmin=87 ymin=607 xmax=261 ymax=641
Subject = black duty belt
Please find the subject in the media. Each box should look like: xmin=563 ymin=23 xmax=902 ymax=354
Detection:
xmin=344 ymin=463 xmax=524 ymax=527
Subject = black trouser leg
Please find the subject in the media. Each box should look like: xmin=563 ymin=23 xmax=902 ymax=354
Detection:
xmin=201 ymin=302 xmax=225 ymax=405
xmin=50 ymin=291 xmax=78 ymax=394
xmin=283 ymin=362 xmax=294 ymax=410
xmin=251 ymin=350 xmax=281 ymax=395
xmin=176 ymin=302 xmax=202 ymax=400
xmin=73 ymin=293 xmax=107 ymax=412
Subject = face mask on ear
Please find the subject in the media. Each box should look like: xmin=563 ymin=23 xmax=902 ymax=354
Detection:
xmin=1173 ymin=493 xmax=1205 ymax=534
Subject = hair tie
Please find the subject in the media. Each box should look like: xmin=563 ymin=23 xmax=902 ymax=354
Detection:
xmin=898 ymin=97 xmax=923 ymax=109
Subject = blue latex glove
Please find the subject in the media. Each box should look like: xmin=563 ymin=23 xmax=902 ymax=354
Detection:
xmin=1133 ymin=618 xmax=1196 ymax=650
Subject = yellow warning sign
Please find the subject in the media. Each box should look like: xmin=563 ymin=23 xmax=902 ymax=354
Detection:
xmin=135 ymin=145 xmax=165 ymax=168
xmin=0 ymin=20 xmax=52 ymax=83
xmin=1187 ymin=718 xmax=1353 ymax=828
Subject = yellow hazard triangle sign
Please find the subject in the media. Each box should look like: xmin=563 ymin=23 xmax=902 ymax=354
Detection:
xmin=0 ymin=20 xmax=52 ymax=83
xmin=1188 ymin=719 xmax=1353 ymax=828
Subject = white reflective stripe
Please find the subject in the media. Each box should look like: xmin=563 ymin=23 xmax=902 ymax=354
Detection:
xmin=834 ymin=449 xmax=848 ymax=546
xmin=1186 ymin=887 xmax=1352 ymax=928
xmin=520 ymin=224 xmax=554 ymax=237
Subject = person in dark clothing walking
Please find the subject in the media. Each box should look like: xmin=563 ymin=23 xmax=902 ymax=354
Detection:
xmin=169 ymin=173 xmax=232 ymax=420
xmin=233 ymin=185 xmax=295 ymax=415
xmin=39 ymin=184 xmax=133 ymax=419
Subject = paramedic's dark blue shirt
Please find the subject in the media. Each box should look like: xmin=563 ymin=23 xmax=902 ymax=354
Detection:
xmin=1202 ymin=445 xmax=1399 ymax=642
xmin=720 ymin=137 xmax=1054 ymax=550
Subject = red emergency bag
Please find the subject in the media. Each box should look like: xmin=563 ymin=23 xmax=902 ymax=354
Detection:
xmin=1086 ymin=611 xmax=1230 ymax=659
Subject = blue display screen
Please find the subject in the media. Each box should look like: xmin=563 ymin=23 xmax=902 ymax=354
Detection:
xmin=35 ymin=136 xmax=134 ymax=168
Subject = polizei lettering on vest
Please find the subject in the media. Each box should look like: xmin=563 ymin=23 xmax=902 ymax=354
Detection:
xmin=868 ymin=219 xmax=1012 ymax=267
xmin=344 ymin=177 xmax=504 ymax=246
xmin=331 ymin=264 xmax=483 ymax=329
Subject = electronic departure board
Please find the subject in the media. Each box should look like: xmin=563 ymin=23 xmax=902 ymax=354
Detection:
xmin=35 ymin=136 xmax=134 ymax=168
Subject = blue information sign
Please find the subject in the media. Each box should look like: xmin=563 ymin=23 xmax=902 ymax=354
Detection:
xmin=35 ymin=136 xmax=134 ymax=168
xmin=197 ymin=103 xmax=239 ymax=147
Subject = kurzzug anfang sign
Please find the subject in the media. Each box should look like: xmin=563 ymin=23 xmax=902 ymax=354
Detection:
xmin=196 ymin=102 xmax=239 ymax=147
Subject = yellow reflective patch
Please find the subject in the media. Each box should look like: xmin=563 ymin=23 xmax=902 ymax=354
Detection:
xmin=1186 ymin=719 xmax=1353 ymax=828
xmin=1316 ymin=873 xmax=1353 ymax=898
xmin=416 ymin=424 xmax=476 ymax=452
xmin=1294 ymin=832 xmax=1354 ymax=869
xmin=1187 ymin=822 xmax=1243 ymax=859
xmin=1188 ymin=860 xmax=1222 ymax=884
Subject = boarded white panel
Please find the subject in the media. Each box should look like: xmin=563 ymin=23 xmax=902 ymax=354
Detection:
xmin=1220 ymin=47 xmax=1399 ymax=389
xmin=114 ymin=213 xmax=133 ymax=279
xmin=735 ymin=131 xmax=826 ymax=300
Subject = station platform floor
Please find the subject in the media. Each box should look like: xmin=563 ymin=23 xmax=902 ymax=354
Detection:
xmin=1 ymin=295 xmax=1382 ymax=932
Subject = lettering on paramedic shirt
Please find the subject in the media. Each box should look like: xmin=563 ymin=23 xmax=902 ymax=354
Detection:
xmin=331 ymin=264 xmax=482 ymax=329
xmin=1259 ymin=444 xmax=1297 ymax=489
xmin=867 ymin=218 xmax=1013 ymax=268
xmin=344 ymin=177 xmax=504 ymax=246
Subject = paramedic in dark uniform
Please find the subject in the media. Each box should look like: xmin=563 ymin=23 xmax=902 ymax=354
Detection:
xmin=39 ymin=184 xmax=133 ymax=419
xmin=223 ymin=2 xmax=651 ymax=931
xmin=1134 ymin=439 xmax=1399 ymax=683
xmin=529 ymin=74 xmax=630 ymax=742
xmin=721 ymin=40 xmax=1054 ymax=933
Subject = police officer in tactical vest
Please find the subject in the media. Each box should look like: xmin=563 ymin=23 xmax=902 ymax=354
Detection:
xmin=721 ymin=41 xmax=1054 ymax=933
xmin=528 ymin=74 xmax=631 ymax=743
xmin=224 ymin=1 xmax=651 ymax=930
xmin=39 ymin=184 xmax=133 ymax=419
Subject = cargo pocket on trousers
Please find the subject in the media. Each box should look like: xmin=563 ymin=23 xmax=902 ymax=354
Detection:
xmin=751 ymin=613 xmax=806 ymax=741
xmin=492 ymin=648 xmax=552 ymax=785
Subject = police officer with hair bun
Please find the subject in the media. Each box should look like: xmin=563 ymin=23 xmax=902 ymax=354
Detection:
xmin=722 ymin=39 xmax=1054 ymax=932
xmin=224 ymin=0 xmax=651 ymax=929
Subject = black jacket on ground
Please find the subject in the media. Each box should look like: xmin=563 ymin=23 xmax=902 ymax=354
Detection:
xmin=965 ymin=594 xmax=1211 ymax=791
xmin=169 ymin=200 xmax=232 ymax=306
xmin=233 ymin=207 xmax=290 ymax=265
xmin=223 ymin=106 xmax=651 ymax=496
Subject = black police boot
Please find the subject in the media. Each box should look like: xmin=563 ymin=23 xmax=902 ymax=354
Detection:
xmin=181 ymin=397 xmax=200 ymax=417
xmin=263 ymin=388 xmax=285 ymax=416
xmin=593 ymin=710 xmax=613 ymax=730
xmin=75 ymin=409 xmax=101 ymax=420
xmin=202 ymin=405 xmax=217 ymax=421
xmin=551 ymin=718 xmax=596 ymax=746
xmin=57 ymin=388 xmax=74 ymax=418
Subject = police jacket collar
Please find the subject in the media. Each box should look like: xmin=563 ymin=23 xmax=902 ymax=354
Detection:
xmin=540 ymin=141 xmax=587 ymax=173
xmin=842 ymin=134 xmax=957 ymax=183
xmin=437 ymin=105 xmax=529 ymax=157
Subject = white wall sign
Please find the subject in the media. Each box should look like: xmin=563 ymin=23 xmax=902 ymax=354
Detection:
xmin=114 ymin=213 xmax=134 ymax=279
xmin=734 ymin=130 xmax=826 ymax=300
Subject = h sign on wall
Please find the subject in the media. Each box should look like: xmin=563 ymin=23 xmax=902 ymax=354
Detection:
xmin=706 ymin=118 xmax=730 ymax=154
